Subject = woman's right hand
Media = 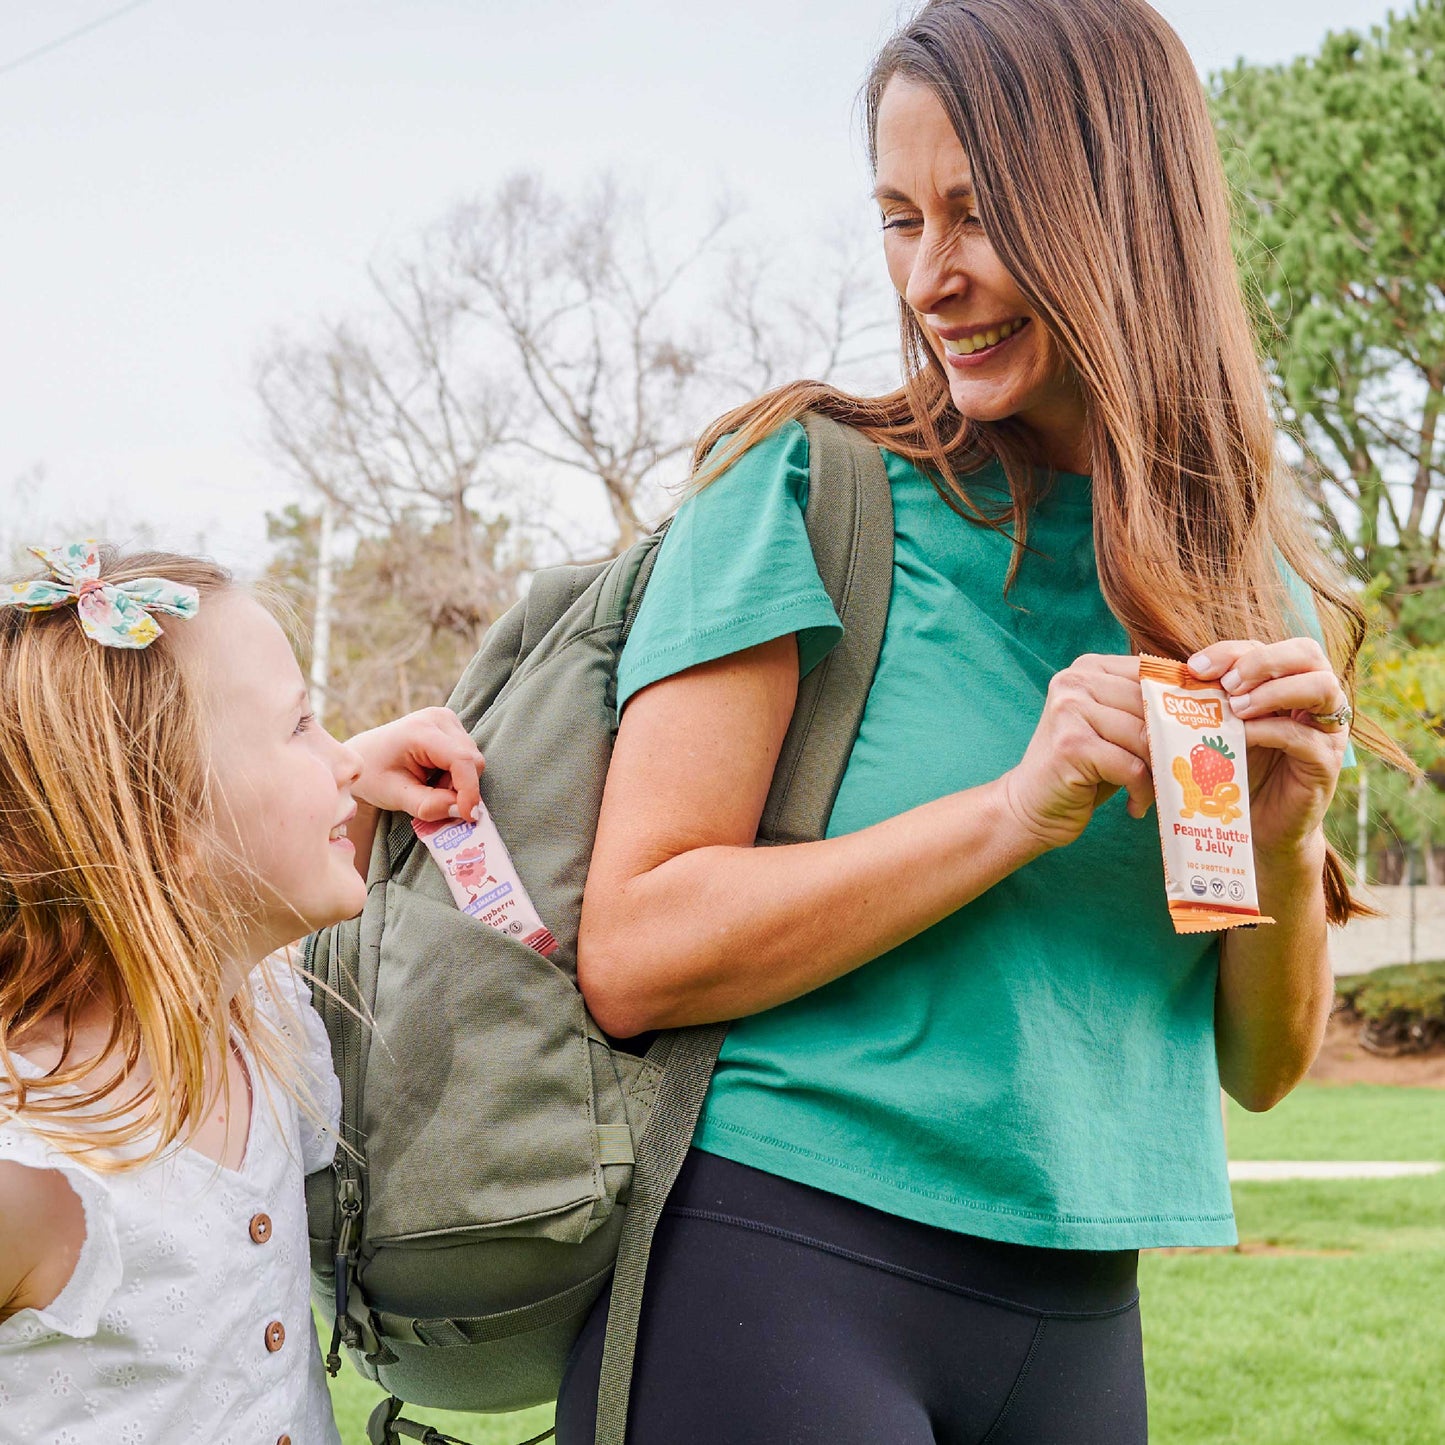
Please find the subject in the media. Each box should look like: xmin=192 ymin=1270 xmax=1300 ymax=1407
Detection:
xmin=1001 ymin=654 xmax=1153 ymax=851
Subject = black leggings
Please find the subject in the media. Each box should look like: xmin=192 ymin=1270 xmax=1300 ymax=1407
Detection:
xmin=557 ymin=1149 xmax=1147 ymax=1445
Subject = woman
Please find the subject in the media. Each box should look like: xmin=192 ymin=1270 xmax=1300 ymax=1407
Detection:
xmin=559 ymin=2 xmax=1388 ymax=1439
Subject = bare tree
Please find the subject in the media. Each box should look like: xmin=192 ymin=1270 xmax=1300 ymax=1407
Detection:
xmin=713 ymin=228 xmax=896 ymax=398
xmin=259 ymin=169 xmax=895 ymax=566
xmin=254 ymin=170 xmax=896 ymax=721
xmin=257 ymin=260 xmax=518 ymax=647
xmin=442 ymin=174 xmax=732 ymax=551
xmin=263 ymin=503 xmax=524 ymax=736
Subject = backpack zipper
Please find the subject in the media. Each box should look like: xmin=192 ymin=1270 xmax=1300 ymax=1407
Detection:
xmin=322 ymin=912 xmax=370 ymax=1376
xmin=325 ymin=1173 xmax=363 ymax=1375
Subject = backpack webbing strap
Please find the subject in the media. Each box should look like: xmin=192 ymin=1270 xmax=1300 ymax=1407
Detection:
xmin=760 ymin=412 xmax=894 ymax=843
xmin=593 ymin=1024 xmax=727 ymax=1445
xmin=373 ymin=1260 xmax=619 ymax=1346
xmin=593 ymin=416 xmax=894 ymax=1444
xmin=367 ymin=1393 xmax=555 ymax=1445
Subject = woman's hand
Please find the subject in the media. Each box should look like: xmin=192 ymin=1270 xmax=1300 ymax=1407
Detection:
xmin=346 ymin=706 xmax=485 ymax=823
xmin=1186 ymin=639 xmax=1348 ymax=860
xmin=1002 ymin=654 xmax=1153 ymax=851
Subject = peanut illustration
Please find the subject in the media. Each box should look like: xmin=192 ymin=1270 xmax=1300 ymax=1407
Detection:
xmin=1172 ymin=756 xmax=1204 ymax=817
xmin=1199 ymin=782 xmax=1242 ymax=825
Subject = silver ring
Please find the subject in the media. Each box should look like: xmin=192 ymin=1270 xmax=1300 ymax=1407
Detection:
xmin=1308 ymin=698 xmax=1353 ymax=732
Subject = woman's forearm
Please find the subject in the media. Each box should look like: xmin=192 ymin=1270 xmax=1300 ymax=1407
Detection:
xmin=1214 ymin=830 xmax=1333 ymax=1111
xmin=578 ymin=776 xmax=1047 ymax=1036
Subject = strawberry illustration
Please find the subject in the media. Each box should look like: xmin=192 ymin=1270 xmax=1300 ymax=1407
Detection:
xmin=1190 ymin=736 xmax=1236 ymax=794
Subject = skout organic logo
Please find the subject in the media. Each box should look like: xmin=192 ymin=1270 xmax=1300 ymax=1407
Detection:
xmin=1163 ymin=692 xmax=1223 ymax=729
xmin=433 ymin=821 xmax=475 ymax=851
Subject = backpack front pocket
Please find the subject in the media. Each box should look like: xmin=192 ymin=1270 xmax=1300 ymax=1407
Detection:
xmin=360 ymin=882 xmax=612 ymax=1246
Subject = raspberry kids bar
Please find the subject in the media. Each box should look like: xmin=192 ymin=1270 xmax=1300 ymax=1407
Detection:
xmin=1139 ymin=655 xmax=1275 ymax=935
xmin=413 ymin=809 xmax=559 ymax=957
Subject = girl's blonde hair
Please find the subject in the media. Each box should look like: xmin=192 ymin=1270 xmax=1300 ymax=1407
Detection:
xmin=692 ymin=0 xmax=1407 ymax=922
xmin=0 ymin=548 xmax=300 ymax=1166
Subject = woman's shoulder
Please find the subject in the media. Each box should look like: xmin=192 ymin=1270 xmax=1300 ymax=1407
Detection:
xmin=689 ymin=418 xmax=813 ymax=511
xmin=617 ymin=417 xmax=844 ymax=711
xmin=650 ymin=415 xmax=821 ymax=584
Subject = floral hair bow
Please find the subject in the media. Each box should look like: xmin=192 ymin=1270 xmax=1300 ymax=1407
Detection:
xmin=2 ymin=541 xmax=200 ymax=650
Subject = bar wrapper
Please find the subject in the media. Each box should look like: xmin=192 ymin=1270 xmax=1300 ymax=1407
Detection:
xmin=1139 ymin=655 xmax=1274 ymax=935
xmin=412 ymin=808 xmax=559 ymax=957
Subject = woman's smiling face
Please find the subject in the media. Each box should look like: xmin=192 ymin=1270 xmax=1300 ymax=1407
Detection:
xmin=874 ymin=77 xmax=1088 ymax=472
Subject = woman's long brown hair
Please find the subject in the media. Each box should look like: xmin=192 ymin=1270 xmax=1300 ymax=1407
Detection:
xmin=691 ymin=0 xmax=1405 ymax=923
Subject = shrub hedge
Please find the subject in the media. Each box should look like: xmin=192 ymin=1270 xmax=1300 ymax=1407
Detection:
xmin=1336 ymin=961 xmax=1445 ymax=1055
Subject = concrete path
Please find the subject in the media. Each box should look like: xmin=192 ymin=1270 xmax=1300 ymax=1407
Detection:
xmin=1228 ymin=1160 xmax=1444 ymax=1181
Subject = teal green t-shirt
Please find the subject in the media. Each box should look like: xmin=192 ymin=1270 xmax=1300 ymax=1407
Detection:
xmin=617 ymin=421 xmax=1237 ymax=1249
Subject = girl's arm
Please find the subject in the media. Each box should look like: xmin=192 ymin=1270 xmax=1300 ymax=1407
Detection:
xmin=344 ymin=706 xmax=487 ymax=884
xmin=578 ymin=637 xmax=1154 ymax=1038
xmin=0 ymin=1161 xmax=86 ymax=1323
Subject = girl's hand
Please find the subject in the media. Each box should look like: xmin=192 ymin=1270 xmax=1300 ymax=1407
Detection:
xmin=346 ymin=707 xmax=485 ymax=823
xmin=1187 ymin=639 xmax=1348 ymax=860
xmin=1002 ymin=654 xmax=1154 ymax=851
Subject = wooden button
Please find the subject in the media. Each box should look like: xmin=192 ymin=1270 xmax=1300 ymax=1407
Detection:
xmin=248 ymin=1212 xmax=273 ymax=1244
xmin=264 ymin=1320 xmax=286 ymax=1352
xmin=277 ymin=1436 xmax=292 ymax=1445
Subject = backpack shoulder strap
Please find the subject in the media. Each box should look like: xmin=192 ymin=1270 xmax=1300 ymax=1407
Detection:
xmin=759 ymin=411 xmax=894 ymax=843
xmin=519 ymin=561 xmax=611 ymax=658
xmin=592 ymin=1022 xmax=727 ymax=1443
xmin=594 ymin=414 xmax=893 ymax=1445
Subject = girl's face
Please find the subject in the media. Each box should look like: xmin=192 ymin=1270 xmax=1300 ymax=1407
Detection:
xmin=873 ymin=78 xmax=1089 ymax=473
xmin=180 ymin=591 xmax=365 ymax=963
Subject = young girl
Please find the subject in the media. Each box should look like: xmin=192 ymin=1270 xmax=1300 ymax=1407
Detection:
xmin=0 ymin=543 xmax=484 ymax=1443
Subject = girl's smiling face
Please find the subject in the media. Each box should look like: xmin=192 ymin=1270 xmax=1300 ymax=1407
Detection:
xmin=873 ymin=77 xmax=1089 ymax=473
xmin=177 ymin=590 xmax=365 ymax=964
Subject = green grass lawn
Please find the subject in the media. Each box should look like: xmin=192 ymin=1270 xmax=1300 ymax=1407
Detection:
xmin=1223 ymin=1082 xmax=1445 ymax=1163
xmin=1144 ymin=1084 xmax=1445 ymax=1445
xmin=327 ymin=1083 xmax=1445 ymax=1443
xmin=327 ymin=1374 xmax=551 ymax=1445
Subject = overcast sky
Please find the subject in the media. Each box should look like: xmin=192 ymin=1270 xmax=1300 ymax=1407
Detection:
xmin=2 ymin=0 xmax=1402 ymax=569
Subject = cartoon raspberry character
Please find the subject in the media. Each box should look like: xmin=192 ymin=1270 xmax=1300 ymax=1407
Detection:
xmin=446 ymin=843 xmax=497 ymax=901
xmin=1189 ymin=736 xmax=1235 ymax=795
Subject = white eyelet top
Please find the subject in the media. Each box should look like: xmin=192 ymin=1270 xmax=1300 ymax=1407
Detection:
xmin=0 ymin=966 xmax=343 ymax=1445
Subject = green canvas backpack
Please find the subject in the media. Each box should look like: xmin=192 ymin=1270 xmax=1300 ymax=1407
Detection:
xmin=302 ymin=414 xmax=895 ymax=1445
